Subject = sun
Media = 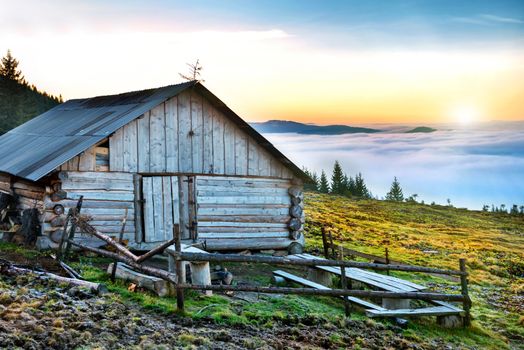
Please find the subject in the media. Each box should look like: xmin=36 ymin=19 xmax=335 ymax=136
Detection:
xmin=450 ymin=106 xmax=480 ymax=125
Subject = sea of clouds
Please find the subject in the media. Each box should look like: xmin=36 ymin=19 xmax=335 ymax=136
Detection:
xmin=262 ymin=121 xmax=524 ymax=209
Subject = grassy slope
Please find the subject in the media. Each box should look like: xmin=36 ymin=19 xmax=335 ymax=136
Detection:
xmin=2 ymin=192 xmax=523 ymax=349
xmin=304 ymin=192 xmax=524 ymax=348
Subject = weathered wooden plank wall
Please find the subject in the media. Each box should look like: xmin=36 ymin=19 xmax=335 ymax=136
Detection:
xmin=108 ymin=91 xmax=293 ymax=179
xmin=195 ymin=175 xmax=302 ymax=250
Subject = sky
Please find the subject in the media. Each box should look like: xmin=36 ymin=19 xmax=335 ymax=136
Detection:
xmin=1 ymin=0 xmax=523 ymax=124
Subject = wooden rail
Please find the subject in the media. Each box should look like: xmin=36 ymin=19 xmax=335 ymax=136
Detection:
xmin=166 ymin=251 xmax=467 ymax=276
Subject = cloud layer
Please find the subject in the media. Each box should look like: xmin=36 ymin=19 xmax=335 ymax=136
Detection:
xmin=263 ymin=122 xmax=524 ymax=209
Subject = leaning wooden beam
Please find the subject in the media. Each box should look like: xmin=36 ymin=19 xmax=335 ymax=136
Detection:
xmin=68 ymin=241 xmax=178 ymax=284
xmin=167 ymin=251 xmax=466 ymax=276
xmin=72 ymin=216 xmax=139 ymax=263
xmin=136 ymin=238 xmax=177 ymax=263
xmin=0 ymin=261 xmax=105 ymax=294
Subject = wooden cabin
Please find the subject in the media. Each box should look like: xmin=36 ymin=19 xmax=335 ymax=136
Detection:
xmin=0 ymin=81 xmax=308 ymax=253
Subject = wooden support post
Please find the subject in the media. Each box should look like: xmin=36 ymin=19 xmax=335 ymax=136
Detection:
xmin=339 ymin=247 xmax=351 ymax=317
xmin=321 ymin=227 xmax=329 ymax=259
xmin=56 ymin=209 xmax=72 ymax=261
xmin=62 ymin=196 xmax=83 ymax=262
xmin=174 ymin=224 xmax=185 ymax=312
xmin=111 ymin=209 xmax=128 ymax=282
xmin=460 ymin=258 xmax=471 ymax=327
xmin=328 ymin=231 xmax=335 ymax=259
xmin=385 ymin=248 xmax=390 ymax=276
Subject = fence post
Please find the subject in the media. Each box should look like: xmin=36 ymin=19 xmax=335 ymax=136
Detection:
xmin=328 ymin=231 xmax=336 ymax=259
xmin=385 ymin=248 xmax=390 ymax=276
xmin=459 ymin=258 xmax=471 ymax=327
xmin=339 ymin=247 xmax=351 ymax=317
xmin=174 ymin=224 xmax=185 ymax=312
xmin=321 ymin=227 xmax=330 ymax=259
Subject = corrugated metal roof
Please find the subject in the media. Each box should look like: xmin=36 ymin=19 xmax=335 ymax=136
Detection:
xmin=0 ymin=81 xmax=309 ymax=182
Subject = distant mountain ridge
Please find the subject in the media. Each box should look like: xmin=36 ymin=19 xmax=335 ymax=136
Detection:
xmin=250 ymin=120 xmax=381 ymax=135
xmin=405 ymin=126 xmax=437 ymax=133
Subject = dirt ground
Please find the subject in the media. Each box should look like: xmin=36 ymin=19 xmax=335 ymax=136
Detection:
xmin=0 ymin=251 xmax=478 ymax=350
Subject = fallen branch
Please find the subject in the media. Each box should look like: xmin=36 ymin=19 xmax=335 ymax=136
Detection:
xmin=0 ymin=259 xmax=106 ymax=294
xmin=72 ymin=216 xmax=139 ymax=263
xmin=68 ymin=240 xmax=178 ymax=284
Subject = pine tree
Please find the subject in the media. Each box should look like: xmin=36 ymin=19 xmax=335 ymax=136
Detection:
xmin=0 ymin=50 xmax=24 ymax=82
xmin=330 ymin=161 xmax=345 ymax=195
xmin=385 ymin=177 xmax=404 ymax=201
xmin=347 ymin=176 xmax=356 ymax=196
xmin=318 ymin=170 xmax=330 ymax=193
xmin=354 ymin=173 xmax=371 ymax=198
xmin=302 ymin=167 xmax=319 ymax=191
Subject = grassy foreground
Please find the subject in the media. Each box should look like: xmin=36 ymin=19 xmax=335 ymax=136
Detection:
xmin=1 ymin=192 xmax=523 ymax=349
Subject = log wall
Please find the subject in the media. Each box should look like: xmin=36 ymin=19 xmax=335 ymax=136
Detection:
xmin=108 ymin=91 xmax=294 ymax=179
xmin=195 ymin=176 xmax=304 ymax=251
xmin=42 ymin=171 xmax=135 ymax=246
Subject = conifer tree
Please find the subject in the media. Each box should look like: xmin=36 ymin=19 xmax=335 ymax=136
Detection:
xmin=386 ymin=176 xmax=404 ymax=201
xmin=354 ymin=172 xmax=371 ymax=198
xmin=0 ymin=50 xmax=24 ymax=82
xmin=319 ymin=170 xmax=330 ymax=193
xmin=302 ymin=167 xmax=319 ymax=191
xmin=330 ymin=161 xmax=345 ymax=194
xmin=347 ymin=176 xmax=356 ymax=196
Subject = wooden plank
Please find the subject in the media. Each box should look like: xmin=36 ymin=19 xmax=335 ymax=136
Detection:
xmin=198 ymin=221 xmax=288 ymax=228
xmin=299 ymin=253 xmax=425 ymax=292
xmin=212 ymin=109 xmax=224 ymax=174
xmin=199 ymin=232 xmax=289 ymax=239
xmin=199 ymin=226 xmax=288 ymax=233
xmin=198 ymin=206 xmax=290 ymax=216
xmin=171 ymin=176 xmax=180 ymax=226
xmin=61 ymin=181 xmax=133 ymax=191
xmin=123 ymin=120 xmax=138 ymax=172
xmin=196 ymin=179 xmax=291 ymax=189
xmin=149 ymin=104 xmax=166 ymax=172
xmin=151 ymin=176 xmax=164 ymax=241
xmin=163 ymin=176 xmax=174 ymax=241
xmin=234 ymin=129 xmax=248 ymax=175
xmin=59 ymin=171 xmax=133 ymax=181
xmin=366 ymin=306 xmax=463 ymax=318
xmin=196 ymin=188 xmax=289 ymax=196
xmin=78 ymin=147 xmax=96 ymax=171
xmin=109 ymin=127 xmax=124 ymax=171
xmin=44 ymin=199 xmax=134 ymax=209
xmin=247 ymin=140 xmax=259 ymax=176
xmin=137 ymin=113 xmax=151 ymax=173
xmin=142 ymin=177 xmax=155 ymax=242
xmin=202 ymin=237 xmax=293 ymax=250
xmin=178 ymin=92 xmax=192 ymax=173
xmin=65 ymin=191 xmax=134 ymax=201
xmin=273 ymin=270 xmax=387 ymax=311
xmin=165 ymin=97 xmax=179 ymax=172
xmin=191 ymin=92 xmax=204 ymax=173
xmin=197 ymin=196 xmax=291 ymax=205
xmin=224 ymin=120 xmax=236 ymax=175
xmin=270 ymin=157 xmax=283 ymax=178
xmin=202 ymin=99 xmax=214 ymax=174
xmin=198 ymin=215 xmax=291 ymax=223
xmin=178 ymin=176 xmax=190 ymax=240
xmin=133 ymin=174 xmax=143 ymax=244
xmin=258 ymin=149 xmax=271 ymax=177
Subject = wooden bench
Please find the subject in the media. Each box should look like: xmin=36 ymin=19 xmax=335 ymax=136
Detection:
xmin=292 ymin=253 xmax=425 ymax=292
xmin=273 ymin=270 xmax=386 ymax=312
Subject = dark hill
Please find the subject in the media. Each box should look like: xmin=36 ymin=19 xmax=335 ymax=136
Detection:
xmin=250 ymin=120 xmax=381 ymax=135
xmin=0 ymin=77 xmax=61 ymax=135
xmin=405 ymin=126 xmax=437 ymax=133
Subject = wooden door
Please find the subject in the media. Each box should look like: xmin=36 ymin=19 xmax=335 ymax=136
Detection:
xmin=142 ymin=176 xmax=180 ymax=242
